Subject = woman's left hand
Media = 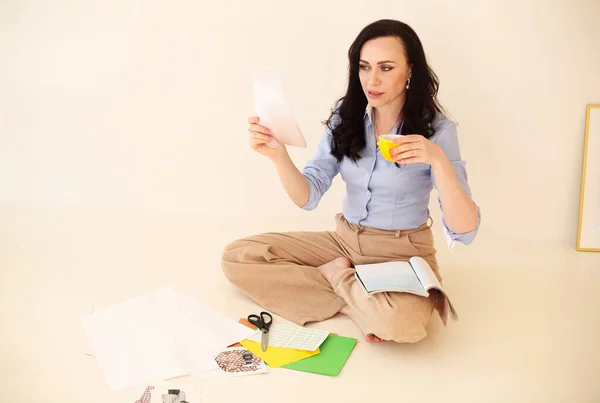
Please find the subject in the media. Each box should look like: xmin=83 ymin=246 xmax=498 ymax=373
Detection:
xmin=389 ymin=135 xmax=446 ymax=166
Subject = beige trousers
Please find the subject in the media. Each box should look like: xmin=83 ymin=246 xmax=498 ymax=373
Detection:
xmin=221 ymin=213 xmax=443 ymax=343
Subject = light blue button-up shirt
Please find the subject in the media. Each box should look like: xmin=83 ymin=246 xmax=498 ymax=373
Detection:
xmin=301 ymin=105 xmax=481 ymax=247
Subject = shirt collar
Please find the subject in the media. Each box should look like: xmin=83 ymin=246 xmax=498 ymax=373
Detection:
xmin=364 ymin=103 xmax=374 ymax=126
xmin=365 ymin=103 xmax=405 ymax=135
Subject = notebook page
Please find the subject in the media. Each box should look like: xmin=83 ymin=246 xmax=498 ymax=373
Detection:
xmin=409 ymin=256 xmax=442 ymax=291
xmin=410 ymin=257 xmax=459 ymax=324
xmin=354 ymin=261 xmax=424 ymax=294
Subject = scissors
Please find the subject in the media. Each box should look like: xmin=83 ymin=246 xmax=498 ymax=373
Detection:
xmin=247 ymin=311 xmax=273 ymax=351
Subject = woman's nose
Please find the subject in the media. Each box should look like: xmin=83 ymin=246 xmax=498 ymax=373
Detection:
xmin=368 ymin=71 xmax=380 ymax=86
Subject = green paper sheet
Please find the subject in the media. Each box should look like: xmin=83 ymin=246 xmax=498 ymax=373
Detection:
xmin=281 ymin=334 xmax=357 ymax=376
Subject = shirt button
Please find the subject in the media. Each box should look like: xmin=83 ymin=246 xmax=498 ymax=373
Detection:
xmin=364 ymin=174 xmax=369 ymax=179
xmin=366 ymin=191 xmax=370 ymax=196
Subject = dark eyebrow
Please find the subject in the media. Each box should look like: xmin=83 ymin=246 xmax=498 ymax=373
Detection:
xmin=359 ymin=59 xmax=397 ymax=64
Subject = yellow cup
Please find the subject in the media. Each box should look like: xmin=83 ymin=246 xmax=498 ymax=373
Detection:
xmin=378 ymin=134 xmax=404 ymax=162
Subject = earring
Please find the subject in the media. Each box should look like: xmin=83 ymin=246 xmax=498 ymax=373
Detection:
xmin=406 ymin=77 xmax=411 ymax=90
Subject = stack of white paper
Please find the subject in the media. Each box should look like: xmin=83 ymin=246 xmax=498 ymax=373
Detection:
xmin=81 ymin=287 xmax=256 ymax=390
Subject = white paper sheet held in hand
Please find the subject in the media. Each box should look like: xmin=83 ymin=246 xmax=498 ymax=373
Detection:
xmin=252 ymin=72 xmax=306 ymax=148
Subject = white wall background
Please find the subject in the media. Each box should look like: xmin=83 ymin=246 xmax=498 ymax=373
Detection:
xmin=2 ymin=0 xmax=600 ymax=246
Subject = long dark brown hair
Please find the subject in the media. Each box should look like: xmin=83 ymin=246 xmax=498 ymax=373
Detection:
xmin=326 ymin=19 xmax=445 ymax=162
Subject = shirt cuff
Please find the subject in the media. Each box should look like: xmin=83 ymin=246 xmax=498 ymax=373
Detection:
xmin=441 ymin=205 xmax=481 ymax=250
xmin=300 ymin=174 xmax=320 ymax=211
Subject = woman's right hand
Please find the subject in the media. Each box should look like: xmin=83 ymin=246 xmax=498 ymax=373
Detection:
xmin=248 ymin=117 xmax=308 ymax=207
xmin=248 ymin=116 xmax=284 ymax=159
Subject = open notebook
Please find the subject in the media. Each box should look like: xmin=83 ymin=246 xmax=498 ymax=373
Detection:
xmin=354 ymin=256 xmax=458 ymax=325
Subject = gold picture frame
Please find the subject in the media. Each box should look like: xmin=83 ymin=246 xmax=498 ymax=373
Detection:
xmin=576 ymin=104 xmax=600 ymax=252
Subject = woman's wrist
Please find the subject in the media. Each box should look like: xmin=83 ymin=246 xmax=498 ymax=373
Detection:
xmin=430 ymin=147 xmax=450 ymax=173
xmin=269 ymin=146 xmax=289 ymax=164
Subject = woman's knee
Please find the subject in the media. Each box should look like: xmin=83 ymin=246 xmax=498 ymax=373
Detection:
xmin=220 ymin=235 xmax=273 ymax=280
xmin=220 ymin=238 xmax=248 ymax=281
xmin=382 ymin=321 xmax=429 ymax=343
xmin=366 ymin=294 xmax=435 ymax=343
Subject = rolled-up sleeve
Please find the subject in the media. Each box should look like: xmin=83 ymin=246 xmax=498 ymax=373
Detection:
xmin=300 ymin=124 xmax=341 ymax=211
xmin=431 ymin=120 xmax=481 ymax=247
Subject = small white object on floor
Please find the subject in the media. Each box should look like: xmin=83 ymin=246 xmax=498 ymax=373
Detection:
xmin=133 ymin=385 xmax=202 ymax=403
xmin=149 ymin=387 xmax=201 ymax=403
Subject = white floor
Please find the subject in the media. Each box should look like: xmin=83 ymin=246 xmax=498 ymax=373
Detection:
xmin=1 ymin=204 xmax=599 ymax=403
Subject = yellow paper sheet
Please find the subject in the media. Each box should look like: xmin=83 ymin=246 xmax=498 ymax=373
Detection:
xmin=239 ymin=340 xmax=319 ymax=368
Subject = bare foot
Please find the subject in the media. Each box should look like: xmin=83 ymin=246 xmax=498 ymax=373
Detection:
xmin=339 ymin=306 xmax=384 ymax=343
xmin=317 ymin=256 xmax=352 ymax=285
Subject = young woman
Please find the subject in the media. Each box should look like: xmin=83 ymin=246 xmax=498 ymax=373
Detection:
xmin=222 ymin=19 xmax=480 ymax=343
